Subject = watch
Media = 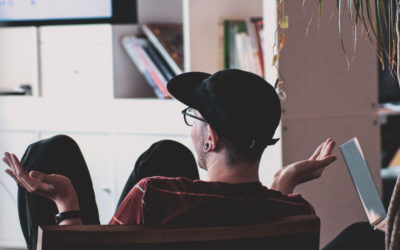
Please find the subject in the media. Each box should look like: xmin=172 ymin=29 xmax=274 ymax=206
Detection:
xmin=55 ymin=210 xmax=81 ymax=224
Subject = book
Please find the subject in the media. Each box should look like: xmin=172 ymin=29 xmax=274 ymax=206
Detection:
xmin=122 ymin=36 xmax=171 ymax=98
xmin=223 ymin=20 xmax=230 ymax=69
xmin=142 ymin=23 xmax=184 ymax=75
xmin=247 ymin=17 xmax=264 ymax=77
xmin=144 ymin=44 xmax=175 ymax=81
xmin=223 ymin=20 xmax=245 ymax=69
xmin=254 ymin=19 xmax=264 ymax=68
xmin=218 ymin=21 xmax=225 ymax=70
xmin=235 ymin=33 xmax=253 ymax=71
xmin=223 ymin=19 xmax=264 ymax=77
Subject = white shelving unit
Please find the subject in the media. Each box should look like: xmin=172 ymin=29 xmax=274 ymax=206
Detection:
xmin=1 ymin=1 xmax=274 ymax=248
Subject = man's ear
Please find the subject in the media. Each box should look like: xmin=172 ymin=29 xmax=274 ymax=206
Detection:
xmin=206 ymin=125 xmax=220 ymax=151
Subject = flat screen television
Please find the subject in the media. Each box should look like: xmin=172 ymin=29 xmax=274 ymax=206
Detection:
xmin=0 ymin=0 xmax=137 ymax=26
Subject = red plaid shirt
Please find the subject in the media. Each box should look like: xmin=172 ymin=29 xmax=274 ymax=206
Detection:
xmin=109 ymin=176 xmax=314 ymax=226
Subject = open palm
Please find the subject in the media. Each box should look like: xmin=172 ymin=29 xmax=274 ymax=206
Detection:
xmin=271 ymin=138 xmax=337 ymax=194
xmin=287 ymin=138 xmax=337 ymax=184
xmin=2 ymin=152 xmax=74 ymax=204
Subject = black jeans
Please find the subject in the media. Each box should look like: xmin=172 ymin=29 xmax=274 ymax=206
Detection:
xmin=18 ymin=135 xmax=199 ymax=250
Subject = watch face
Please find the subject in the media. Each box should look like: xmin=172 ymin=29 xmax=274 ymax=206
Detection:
xmin=55 ymin=214 xmax=62 ymax=224
xmin=54 ymin=211 xmax=81 ymax=224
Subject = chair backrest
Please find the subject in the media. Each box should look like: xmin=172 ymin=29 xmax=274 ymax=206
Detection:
xmin=37 ymin=215 xmax=320 ymax=250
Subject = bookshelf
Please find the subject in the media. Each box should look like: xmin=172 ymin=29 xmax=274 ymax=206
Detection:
xmin=0 ymin=1 xmax=280 ymax=249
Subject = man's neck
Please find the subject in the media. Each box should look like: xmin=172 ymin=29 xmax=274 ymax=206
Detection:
xmin=206 ymin=152 xmax=260 ymax=184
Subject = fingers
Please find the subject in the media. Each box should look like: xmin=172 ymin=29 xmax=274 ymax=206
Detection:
xmin=4 ymin=168 xmax=34 ymax=191
xmin=3 ymin=152 xmax=56 ymax=200
xmin=10 ymin=153 xmax=25 ymax=177
xmin=309 ymin=142 xmax=324 ymax=160
xmin=10 ymin=153 xmax=37 ymax=191
xmin=319 ymin=139 xmax=335 ymax=160
xmin=29 ymin=170 xmax=45 ymax=181
xmin=3 ymin=153 xmax=21 ymax=185
xmin=3 ymin=153 xmax=28 ymax=189
xmin=3 ymin=152 xmax=37 ymax=192
xmin=310 ymin=138 xmax=336 ymax=161
xmin=3 ymin=152 xmax=17 ymax=176
xmin=2 ymin=152 xmax=12 ymax=167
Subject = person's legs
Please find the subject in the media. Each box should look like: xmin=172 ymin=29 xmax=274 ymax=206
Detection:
xmin=322 ymin=222 xmax=385 ymax=250
xmin=18 ymin=135 xmax=99 ymax=250
xmin=116 ymin=139 xmax=199 ymax=209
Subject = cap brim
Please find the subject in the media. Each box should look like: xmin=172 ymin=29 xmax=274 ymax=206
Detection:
xmin=167 ymin=72 xmax=211 ymax=108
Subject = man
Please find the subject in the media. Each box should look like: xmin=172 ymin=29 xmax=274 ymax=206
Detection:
xmin=3 ymin=69 xmax=336 ymax=227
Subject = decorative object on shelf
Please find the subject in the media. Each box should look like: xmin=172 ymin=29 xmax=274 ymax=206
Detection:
xmin=0 ymin=84 xmax=32 ymax=96
xmin=122 ymin=36 xmax=171 ymax=99
xmin=142 ymin=23 xmax=184 ymax=75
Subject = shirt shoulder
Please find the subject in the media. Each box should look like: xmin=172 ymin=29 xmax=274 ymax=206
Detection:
xmin=141 ymin=177 xmax=315 ymax=225
xmin=109 ymin=178 xmax=154 ymax=225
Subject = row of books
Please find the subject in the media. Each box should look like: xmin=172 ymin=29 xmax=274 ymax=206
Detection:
xmin=123 ymin=19 xmax=264 ymax=98
xmin=223 ymin=18 xmax=264 ymax=77
xmin=122 ymin=23 xmax=183 ymax=98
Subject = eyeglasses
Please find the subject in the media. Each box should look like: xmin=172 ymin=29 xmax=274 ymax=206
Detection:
xmin=181 ymin=107 xmax=207 ymax=126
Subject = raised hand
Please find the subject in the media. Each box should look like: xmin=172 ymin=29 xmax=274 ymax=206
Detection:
xmin=271 ymin=138 xmax=337 ymax=194
xmin=2 ymin=152 xmax=80 ymax=213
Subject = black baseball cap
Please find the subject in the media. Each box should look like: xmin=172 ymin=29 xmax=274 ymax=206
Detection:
xmin=167 ymin=69 xmax=281 ymax=149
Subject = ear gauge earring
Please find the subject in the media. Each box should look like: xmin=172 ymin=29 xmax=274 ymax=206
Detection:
xmin=203 ymin=143 xmax=210 ymax=151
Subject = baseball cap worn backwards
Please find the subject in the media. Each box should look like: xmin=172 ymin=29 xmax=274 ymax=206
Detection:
xmin=167 ymin=69 xmax=281 ymax=149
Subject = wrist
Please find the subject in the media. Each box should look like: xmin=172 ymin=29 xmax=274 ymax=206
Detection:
xmin=281 ymin=168 xmax=297 ymax=194
xmin=273 ymin=168 xmax=296 ymax=195
xmin=54 ymin=194 xmax=82 ymax=225
xmin=55 ymin=192 xmax=80 ymax=213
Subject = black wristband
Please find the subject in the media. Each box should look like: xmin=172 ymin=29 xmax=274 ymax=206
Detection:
xmin=55 ymin=210 xmax=81 ymax=224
